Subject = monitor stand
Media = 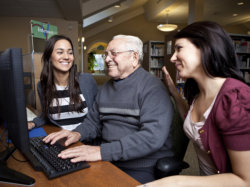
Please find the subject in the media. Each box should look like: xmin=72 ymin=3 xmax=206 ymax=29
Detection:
xmin=0 ymin=147 xmax=35 ymax=186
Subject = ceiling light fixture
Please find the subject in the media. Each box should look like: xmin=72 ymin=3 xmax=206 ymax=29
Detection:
xmin=237 ymin=2 xmax=244 ymax=5
xmin=108 ymin=16 xmax=113 ymax=23
xmin=157 ymin=13 xmax=178 ymax=32
xmin=114 ymin=3 xmax=121 ymax=8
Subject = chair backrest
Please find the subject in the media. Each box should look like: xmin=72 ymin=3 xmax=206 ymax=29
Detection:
xmin=169 ymin=97 xmax=189 ymax=161
xmin=155 ymin=97 xmax=190 ymax=179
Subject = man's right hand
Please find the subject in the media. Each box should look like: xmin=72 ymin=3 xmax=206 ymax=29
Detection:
xmin=43 ymin=129 xmax=81 ymax=146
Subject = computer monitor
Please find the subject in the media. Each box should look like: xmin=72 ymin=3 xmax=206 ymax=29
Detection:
xmin=0 ymin=48 xmax=35 ymax=185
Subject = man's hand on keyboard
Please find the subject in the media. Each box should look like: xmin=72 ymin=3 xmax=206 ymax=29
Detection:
xmin=58 ymin=145 xmax=102 ymax=162
xmin=43 ymin=129 xmax=81 ymax=146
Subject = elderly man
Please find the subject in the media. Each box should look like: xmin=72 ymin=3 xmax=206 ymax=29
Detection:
xmin=44 ymin=35 xmax=173 ymax=183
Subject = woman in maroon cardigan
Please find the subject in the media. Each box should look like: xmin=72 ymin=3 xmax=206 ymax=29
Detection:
xmin=142 ymin=21 xmax=250 ymax=186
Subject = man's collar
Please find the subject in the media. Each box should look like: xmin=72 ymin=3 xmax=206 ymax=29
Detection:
xmin=113 ymin=66 xmax=141 ymax=82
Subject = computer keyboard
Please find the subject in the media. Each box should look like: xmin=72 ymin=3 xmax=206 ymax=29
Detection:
xmin=29 ymin=136 xmax=90 ymax=179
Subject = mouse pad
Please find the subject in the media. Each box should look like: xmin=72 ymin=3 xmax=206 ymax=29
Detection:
xmin=29 ymin=127 xmax=47 ymax=138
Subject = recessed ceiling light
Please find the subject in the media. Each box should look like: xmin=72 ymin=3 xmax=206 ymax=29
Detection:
xmin=114 ymin=3 xmax=121 ymax=8
xmin=108 ymin=17 xmax=113 ymax=23
xmin=233 ymin=13 xmax=238 ymax=17
xmin=237 ymin=2 xmax=244 ymax=5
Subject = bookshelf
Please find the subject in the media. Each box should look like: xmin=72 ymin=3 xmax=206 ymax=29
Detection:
xmin=142 ymin=41 xmax=165 ymax=79
xmin=230 ymin=34 xmax=250 ymax=84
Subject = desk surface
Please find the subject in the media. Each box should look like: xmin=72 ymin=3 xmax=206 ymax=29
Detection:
xmin=1 ymin=124 xmax=140 ymax=187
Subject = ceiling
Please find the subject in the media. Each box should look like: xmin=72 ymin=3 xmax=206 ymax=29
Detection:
xmin=0 ymin=0 xmax=249 ymax=37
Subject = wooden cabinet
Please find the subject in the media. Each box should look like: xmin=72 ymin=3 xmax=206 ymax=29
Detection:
xmin=230 ymin=34 xmax=250 ymax=84
xmin=164 ymin=32 xmax=185 ymax=97
xmin=164 ymin=32 xmax=178 ymax=81
xmin=142 ymin=41 xmax=165 ymax=79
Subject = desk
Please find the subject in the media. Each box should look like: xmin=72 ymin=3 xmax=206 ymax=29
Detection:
xmin=1 ymin=124 xmax=140 ymax=187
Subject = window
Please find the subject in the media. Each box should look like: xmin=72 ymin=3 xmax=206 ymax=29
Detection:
xmin=87 ymin=42 xmax=107 ymax=74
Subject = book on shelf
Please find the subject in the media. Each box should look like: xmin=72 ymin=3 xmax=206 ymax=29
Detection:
xmin=234 ymin=40 xmax=250 ymax=53
xmin=239 ymin=56 xmax=250 ymax=69
xmin=150 ymin=58 xmax=164 ymax=67
xmin=175 ymin=71 xmax=185 ymax=98
xmin=176 ymin=71 xmax=185 ymax=83
xmin=244 ymin=72 xmax=250 ymax=83
xmin=176 ymin=83 xmax=185 ymax=98
xmin=151 ymin=44 xmax=164 ymax=56
xmin=150 ymin=69 xmax=163 ymax=79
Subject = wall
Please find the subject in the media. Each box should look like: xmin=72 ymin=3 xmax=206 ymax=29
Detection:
xmin=0 ymin=17 xmax=80 ymax=67
xmin=224 ymin=24 xmax=248 ymax=35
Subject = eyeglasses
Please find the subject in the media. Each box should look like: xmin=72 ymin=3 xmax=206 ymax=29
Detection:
xmin=102 ymin=50 xmax=134 ymax=59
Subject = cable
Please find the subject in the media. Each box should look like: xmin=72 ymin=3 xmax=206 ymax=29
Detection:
xmin=11 ymin=153 xmax=28 ymax=163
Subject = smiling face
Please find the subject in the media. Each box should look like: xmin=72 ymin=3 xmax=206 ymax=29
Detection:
xmin=104 ymin=38 xmax=139 ymax=80
xmin=50 ymin=39 xmax=74 ymax=75
xmin=170 ymin=38 xmax=204 ymax=79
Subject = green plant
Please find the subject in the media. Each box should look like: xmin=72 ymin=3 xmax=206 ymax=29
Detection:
xmin=88 ymin=51 xmax=96 ymax=72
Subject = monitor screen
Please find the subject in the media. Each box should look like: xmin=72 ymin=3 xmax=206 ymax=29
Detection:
xmin=0 ymin=48 xmax=30 ymax=154
xmin=0 ymin=48 xmax=35 ymax=185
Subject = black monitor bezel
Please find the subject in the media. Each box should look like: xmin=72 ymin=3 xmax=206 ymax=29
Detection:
xmin=0 ymin=48 xmax=36 ymax=185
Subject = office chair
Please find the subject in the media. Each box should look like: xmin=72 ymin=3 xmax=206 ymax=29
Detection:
xmin=155 ymin=97 xmax=190 ymax=179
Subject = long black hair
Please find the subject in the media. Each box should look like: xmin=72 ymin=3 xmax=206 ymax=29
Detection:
xmin=174 ymin=21 xmax=244 ymax=104
xmin=40 ymin=34 xmax=83 ymax=117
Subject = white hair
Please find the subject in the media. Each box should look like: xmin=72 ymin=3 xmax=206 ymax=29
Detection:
xmin=112 ymin=34 xmax=143 ymax=63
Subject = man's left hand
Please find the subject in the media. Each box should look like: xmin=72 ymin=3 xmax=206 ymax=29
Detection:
xmin=58 ymin=145 xmax=102 ymax=162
